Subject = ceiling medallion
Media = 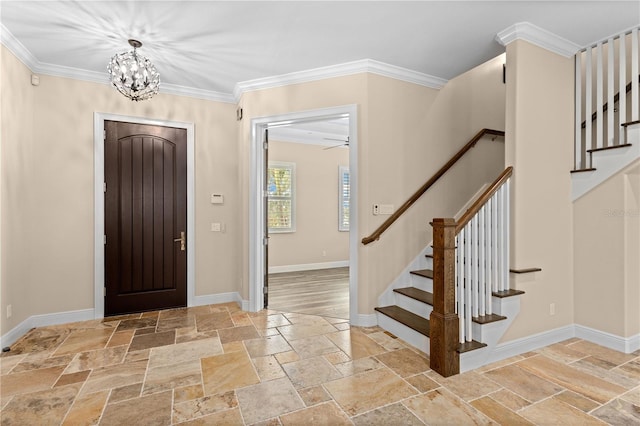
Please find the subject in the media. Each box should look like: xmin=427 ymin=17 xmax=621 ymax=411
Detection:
xmin=107 ymin=39 xmax=160 ymax=101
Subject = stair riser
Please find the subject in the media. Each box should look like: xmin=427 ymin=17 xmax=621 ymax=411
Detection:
xmin=376 ymin=312 xmax=430 ymax=355
xmin=394 ymin=293 xmax=433 ymax=319
xmin=410 ymin=276 xmax=433 ymax=293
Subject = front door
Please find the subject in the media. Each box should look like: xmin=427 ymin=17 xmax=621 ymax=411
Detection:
xmin=104 ymin=121 xmax=187 ymax=315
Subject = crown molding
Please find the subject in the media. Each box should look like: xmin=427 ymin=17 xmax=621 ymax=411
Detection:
xmin=1 ymin=23 xmax=39 ymax=70
xmin=234 ymin=59 xmax=447 ymax=101
xmin=495 ymin=22 xmax=581 ymax=58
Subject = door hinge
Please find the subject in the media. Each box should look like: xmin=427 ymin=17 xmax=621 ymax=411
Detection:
xmin=263 ymin=286 xmax=268 ymax=295
xmin=103 ymin=286 xmax=107 ymax=297
xmin=263 ymin=141 xmax=268 ymax=150
xmin=103 ymin=129 xmax=106 ymax=141
xmin=103 ymin=235 xmax=107 ymax=245
xmin=263 ymin=237 xmax=269 ymax=246
xmin=103 ymin=182 xmax=107 ymax=192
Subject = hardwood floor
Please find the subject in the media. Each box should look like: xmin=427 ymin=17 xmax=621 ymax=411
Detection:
xmin=268 ymin=267 xmax=349 ymax=319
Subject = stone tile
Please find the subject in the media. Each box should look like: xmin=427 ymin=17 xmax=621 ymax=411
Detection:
xmin=143 ymin=359 xmax=202 ymax=395
xmin=201 ymin=350 xmax=260 ymax=395
xmin=124 ymin=348 xmax=150 ymax=362
xmin=323 ymin=351 xmax=351 ymax=365
xmin=175 ymin=327 xmax=219 ymax=344
xmin=334 ymin=356 xmax=383 ymax=377
xmin=196 ymin=312 xmax=234 ymax=332
xmin=134 ymin=327 xmax=157 ymax=335
xmin=352 ymin=402 xmax=424 ymax=426
xmin=333 ymin=322 xmax=351 ymax=331
xmin=375 ymin=348 xmax=430 ymax=377
xmin=570 ymin=356 xmax=640 ymax=389
xmin=279 ymin=401 xmax=351 ymax=426
xmin=366 ymin=331 xmax=407 ymax=351
xmin=159 ymin=307 xmax=192 ymax=319
xmin=520 ymin=398 xmax=607 ymax=425
xmin=218 ymin=325 xmax=260 ymax=344
xmin=487 ymin=388 xmax=531 ymax=411
xmin=0 ymin=366 xmax=65 ymax=398
xmin=140 ymin=310 xmax=161 ymax=318
xmin=157 ymin=315 xmax=196 ymax=332
xmin=100 ymin=390 xmax=173 ymax=426
xmin=102 ymin=313 xmax=141 ymax=324
xmin=278 ymin=323 xmax=338 ymax=341
xmin=275 ymin=350 xmax=301 ymax=364
xmin=11 ymin=353 xmax=74 ymax=373
xmin=251 ymin=313 xmax=291 ymax=329
xmin=324 ymin=367 xmax=418 ymax=416
xmin=244 ymin=335 xmax=292 ymax=358
xmin=288 ymin=335 xmax=340 ymax=359
xmin=554 ymin=390 xmax=601 ymax=412
xmin=518 ymin=355 xmax=627 ymax=403
xmin=1 ymin=383 xmax=81 ymax=425
xmin=403 ymin=388 xmax=492 ymax=425
xmin=176 ymin=407 xmax=244 ymax=425
xmin=325 ymin=329 xmax=386 ymax=360
xmin=427 ymin=370 xmax=502 ymax=401
xmin=128 ymin=330 xmax=175 ymax=352
xmin=64 ymin=345 xmax=127 ymax=373
xmin=567 ymin=340 xmax=637 ymax=366
xmin=405 ymin=373 xmax=440 ymax=393
xmin=53 ymin=328 xmax=114 ymax=356
xmin=0 ymin=354 xmax=26 ymax=374
xmin=283 ymin=313 xmax=332 ymax=325
xmin=173 ymin=391 xmax=238 ymax=423
xmin=484 ymin=364 xmax=564 ymax=402
xmin=109 ymin=382 xmax=143 ymax=403
xmin=258 ymin=327 xmax=282 ymax=337
xmin=62 ymin=389 xmax=109 ymax=426
xmin=223 ymin=341 xmax=246 ymax=353
xmin=297 ymin=385 xmax=332 ymax=406
xmin=106 ymin=330 xmax=135 ymax=347
xmin=253 ymin=355 xmax=286 ymax=381
xmin=619 ymin=359 xmax=640 ymax=378
xmin=174 ymin=384 xmax=205 ymax=404
xmin=592 ymin=398 xmax=640 ymax=425
xmin=621 ymin=386 xmax=640 ymax=405
xmin=54 ymin=370 xmax=91 ymax=387
xmin=235 ymin=377 xmax=304 ymax=424
xmin=231 ymin=312 xmax=254 ymax=327
xmin=81 ymin=359 xmax=148 ymax=395
xmin=282 ymin=356 xmax=342 ymax=388
xmin=536 ymin=342 xmax=589 ymax=364
xmin=470 ymin=396 xmax=534 ymax=425
xmin=7 ymin=327 xmax=70 ymax=354
xmin=148 ymin=337 xmax=223 ymax=369
xmin=475 ymin=355 xmax=524 ymax=373
xmin=115 ymin=317 xmax=158 ymax=332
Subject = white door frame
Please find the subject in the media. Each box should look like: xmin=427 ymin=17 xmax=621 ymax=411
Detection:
xmin=249 ymin=105 xmax=359 ymax=324
xmin=93 ymin=112 xmax=195 ymax=319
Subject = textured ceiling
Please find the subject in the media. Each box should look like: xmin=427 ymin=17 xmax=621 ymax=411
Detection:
xmin=1 ymin=1 xmax=639 ymax=97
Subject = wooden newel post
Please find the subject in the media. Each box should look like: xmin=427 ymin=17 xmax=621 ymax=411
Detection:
xmin=430 ymin=218 xmax=459 ymax=377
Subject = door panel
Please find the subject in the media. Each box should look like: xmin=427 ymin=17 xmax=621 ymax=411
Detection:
xmin=104 ymin=121 xmax=187 ymax=315
xmin=264 ymin=128 xmax=269 ymax=308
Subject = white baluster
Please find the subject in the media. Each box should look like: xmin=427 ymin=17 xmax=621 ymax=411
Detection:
xmin=607 ymin=38 xmax=615 ymax=146
xmin=504 ymin=179 xmax=511 ymax=293
xmin=586 ymin=46 xmax=593 ymax=154
xmin=632 ymin=28 xmax=639 ymax=121
xmin=478 ymin=206 xmax=486 ymax=316
xmin=455 ymin=234 xmax=459 ymax=315
xmin=457 ymin=228 xmax=465 ymax=344
xmin=619 ymin=34 xmax=627 ymax=128
xmin=464 ymin=222 xmax=472 ymax=342
xmin=596 ymin=42 xmax=604 ymax=149
xmin=575 ymin=53 xmax=583 ymax=168
xmin=491 ymin=192 xmax=499 ymax=293
xmin=497 ymin=186 xmax=505 ymax=292
xmin=472 ymin=214 xmax=478 ymax=319
xmin=485 ymin=197 xmax=493 ymax=315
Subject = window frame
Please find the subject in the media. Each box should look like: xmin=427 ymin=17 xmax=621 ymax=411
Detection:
xmin=267 ymin=161 xmax=296 ymax=233
xmin=338 ymin=166 xmax=350 ymax=232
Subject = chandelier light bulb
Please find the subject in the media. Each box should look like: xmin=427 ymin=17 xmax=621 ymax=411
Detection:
xmin=107 ymin=39 xmax=160 ymax=101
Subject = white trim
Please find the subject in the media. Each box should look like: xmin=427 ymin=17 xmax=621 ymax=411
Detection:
xmin=268 ymin=260 xmax=349 ymax=274
xmin=575 ymin=324 xmax=640 ymax=354
xmin=489 ymin=325 xmax=576 ymax=362
xmin=0 ymin=23 xmax=39 ymax=71
xmin=0 ymin=309 xmax=95 ymax=348
xmin=193 ymin=292 xmax=243 ymax=308
xmin=250 ymin=105 xmax=359 ymax=325
xmin=93 ymin=113 xmax=195 ymax=319
xmin=354 ymin=314 xmax=378 ymax=328
xmin=495 ymin=22 xmax=581 ymax=58
xmin=235 ymin=59 xmax=446 ymax=100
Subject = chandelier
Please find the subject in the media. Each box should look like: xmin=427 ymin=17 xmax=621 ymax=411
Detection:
xmin=107 ymin=39 xmax=160 ymax=101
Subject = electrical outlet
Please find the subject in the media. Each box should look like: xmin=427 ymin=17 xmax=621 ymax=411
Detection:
xmin=549 ymin=303 xmax=556 ymax=316
xmin=6 ymin=305 xmax=12 ymax=319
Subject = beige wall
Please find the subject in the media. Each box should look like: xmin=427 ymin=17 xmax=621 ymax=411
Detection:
xmin=503 ymin=40 xmax=575 ymax=341
xmin=574 ymin=160 xmax=640 ymax=337
xmin=239 ymin=55 xmax=507 ymax=314
xmin=1 ymin=46 xmax=239 ymax=335
xmin=268 ymin=140 xmax=349 ymax=268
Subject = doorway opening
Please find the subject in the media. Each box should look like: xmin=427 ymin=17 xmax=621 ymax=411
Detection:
xmin=249 ymin=105 xmax=359 ymax=324
xmin=93 ymin=113 xmax=195 ymax=319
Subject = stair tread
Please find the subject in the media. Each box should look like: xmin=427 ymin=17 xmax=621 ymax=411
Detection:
xmin=425 ymin=254 xmax=433 ymax=259
xmin=473 ymin=313 xmax=507 ymax=324
xmin=394 ymin=287 xmax=433 ymax=305
xmin=375 ymin=306 xmax=430 ymax=336
xmin=457 ymin=340 xmax=487 ymax=353
xmin=492 ymin=289 xmax=525 ymax=298
xmin=410 ymin=269 xmax=433 ymax=279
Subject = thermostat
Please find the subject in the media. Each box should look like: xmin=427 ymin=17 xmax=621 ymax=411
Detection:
xmin=211 ymin=194 xmax=224 ymax=204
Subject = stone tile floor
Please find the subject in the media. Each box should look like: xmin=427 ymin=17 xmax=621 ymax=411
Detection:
xmin=0 ymin=302 xmax=638 ymax=425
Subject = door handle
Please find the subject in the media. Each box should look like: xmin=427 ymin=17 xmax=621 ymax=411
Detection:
xmin=174 ymin=231 xmax=186 ymax=251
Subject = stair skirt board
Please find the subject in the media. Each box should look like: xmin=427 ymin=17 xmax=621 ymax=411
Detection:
xmin=376 ymin=311 xmax=430 ymax=355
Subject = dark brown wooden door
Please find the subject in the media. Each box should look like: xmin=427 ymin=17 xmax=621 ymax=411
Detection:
xmin=264 ymin=128 xmax=269 ymax=308
xmin=104 ymin=121 xmax=187 ymax=315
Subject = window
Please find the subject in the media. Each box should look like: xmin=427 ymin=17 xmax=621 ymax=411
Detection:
xmin=339 ymin=166 xmax=350 ymax=231
xmin=268 ymin=162 xmax=295 ymax=233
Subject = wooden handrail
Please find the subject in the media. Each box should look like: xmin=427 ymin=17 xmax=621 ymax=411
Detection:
xmin=361 ymin=128 xmax=505 ymax=245
xmin=455 ymin=166 xmax=513 ymax=234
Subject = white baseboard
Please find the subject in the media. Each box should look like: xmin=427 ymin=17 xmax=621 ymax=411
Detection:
xmin=268 ymin=260 xmax=349 ymax=274
xmin=193 ymin=292 xmax=243 ymax=308
xmin=1 ymin=308 xmax=95 ymax=348
xmin=350 ymin=313 xmax=377 ymax=327
xmin=574 ymin=324 xmax=640 ymax=354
